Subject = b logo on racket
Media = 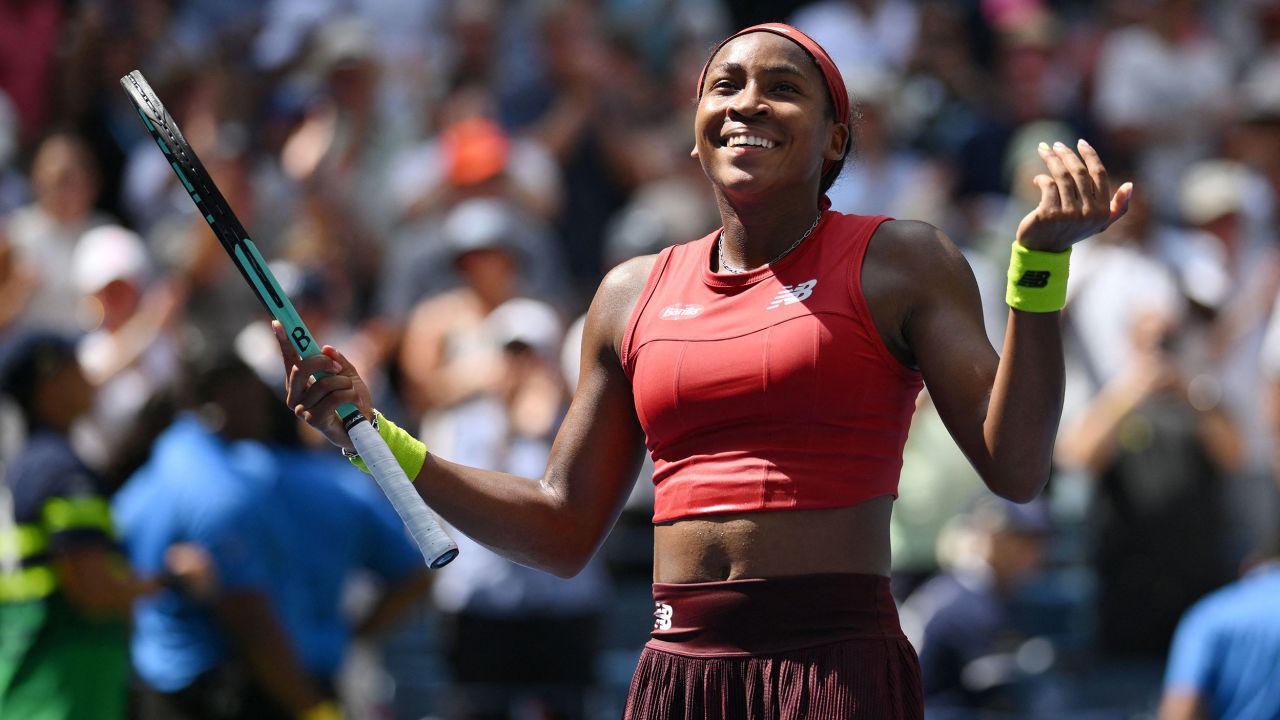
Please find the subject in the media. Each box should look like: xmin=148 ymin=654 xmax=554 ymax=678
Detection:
xmin=291 ymin=327 xmax=312 ymax=353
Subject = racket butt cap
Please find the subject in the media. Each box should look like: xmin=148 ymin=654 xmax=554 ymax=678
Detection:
xmin=430 ymin=548 xmax=460 ymax=569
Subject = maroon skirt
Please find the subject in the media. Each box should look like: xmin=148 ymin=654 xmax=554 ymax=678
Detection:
xmin=624 ymin=573 xmax=923 ymax=720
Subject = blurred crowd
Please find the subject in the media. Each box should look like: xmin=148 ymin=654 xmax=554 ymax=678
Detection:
xmin=2 ymin=0 xmax=1280 ymax=718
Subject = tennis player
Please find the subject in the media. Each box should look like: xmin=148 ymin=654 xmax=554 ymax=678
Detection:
xmin=280 ymin=23 xmax=1131 ymax=719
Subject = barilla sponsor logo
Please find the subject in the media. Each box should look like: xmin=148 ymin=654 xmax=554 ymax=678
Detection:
xmin=660 ymin=304 xmax=703 ymax=320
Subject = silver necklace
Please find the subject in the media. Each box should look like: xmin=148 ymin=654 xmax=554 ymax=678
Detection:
xmin=718 ymin=213 xmax=822 ymax=274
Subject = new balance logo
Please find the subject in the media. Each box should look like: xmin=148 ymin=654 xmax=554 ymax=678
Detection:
xmin=767 ymin=279 xmax=818 ymax=309
xmin=654 ymin=602 xmax=673 ymax=631
xmin=1016 ymin=270 xmax=1051 ymax=288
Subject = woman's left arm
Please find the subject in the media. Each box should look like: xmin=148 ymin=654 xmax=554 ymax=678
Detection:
xmin=897 ymin=140 xmax=1132 ymax=502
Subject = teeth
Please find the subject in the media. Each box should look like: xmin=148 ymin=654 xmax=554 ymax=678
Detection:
xmin=727 ymin=135 xmax=776 ymax=149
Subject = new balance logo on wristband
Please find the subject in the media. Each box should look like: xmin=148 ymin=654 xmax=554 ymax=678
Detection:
xmin=767 ymin=279 xmax=818 ymax=309
xmin=654 ymin=602 xmax=673 ymax=631
xmin=1016 ymin=270 xmax=1052 ymax=288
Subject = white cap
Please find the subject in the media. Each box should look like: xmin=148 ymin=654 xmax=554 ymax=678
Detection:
xmin=1180 ymin=160 xmax=1248 ymax=225
xmin=442 ymin=198 xmax=525 ymax=261
xmin=72 ymin=225 xmax=152 ymax=294
xmin=307 ymin=16 xmax=376 ymax=75
xmin=487 ymin=298 xmax=562 ymax=359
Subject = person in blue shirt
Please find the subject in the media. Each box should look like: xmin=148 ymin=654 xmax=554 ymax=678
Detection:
xmin=1159 ymin=534 xmax=1280 ymax=720
xmin=226 ymin=438 xmax=430 ymax=684
xmin=113 ymin=353 xmax=338 ymax=720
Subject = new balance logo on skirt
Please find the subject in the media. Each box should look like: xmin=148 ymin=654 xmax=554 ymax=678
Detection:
xmin=768 ymin=279 xmax=817 ymax=309
xmin=654 ymin=602 xmax=673 ymax=631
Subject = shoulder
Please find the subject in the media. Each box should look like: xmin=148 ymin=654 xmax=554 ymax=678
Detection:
xmin=598 ymin=254 xmax=660 ymax=306
xmin=9 ymin=434 xmax=99 ymax=522
xmin=1187 ymin=573 xmax=1279 ymax=626
xmin=869 ymin=219 xmax=969 ymax=268
xmin=864 ymin=219 xmax=977 ymax=308
xmin=859 ymin=220 xmax=987 ymax=365
xmin=591 ymin=253 xmax=662 ymax=349
xmin=12 ymin=432 xmax=81 ymax=474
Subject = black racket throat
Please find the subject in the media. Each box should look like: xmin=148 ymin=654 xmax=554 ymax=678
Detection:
xmin=120 ymin=71 xmax=278 ymax=315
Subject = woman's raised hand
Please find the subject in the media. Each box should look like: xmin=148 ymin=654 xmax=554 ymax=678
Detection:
xmin=272 ymin=320 xmax=374 ymax=452
xmin=1016 ymin=138 xmax=1134 ymax=253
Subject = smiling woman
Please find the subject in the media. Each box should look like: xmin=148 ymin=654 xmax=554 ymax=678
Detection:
xmin=280 ymin=21 xmax=1132 ymax=720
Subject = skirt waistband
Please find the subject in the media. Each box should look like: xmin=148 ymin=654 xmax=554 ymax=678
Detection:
xmin=648 ymin=573 xmax=903 ymax=657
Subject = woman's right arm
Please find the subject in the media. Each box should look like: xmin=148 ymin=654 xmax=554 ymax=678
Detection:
xmin=278 ymin=257 xmax=655 ymax=577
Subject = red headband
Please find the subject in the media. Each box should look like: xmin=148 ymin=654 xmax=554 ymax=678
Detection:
xmin=696 ymin=23 xmax=851 ymax=133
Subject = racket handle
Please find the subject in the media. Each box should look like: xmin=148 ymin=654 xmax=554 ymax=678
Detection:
xmin=347 ymin=418 xmax=459 ymax=568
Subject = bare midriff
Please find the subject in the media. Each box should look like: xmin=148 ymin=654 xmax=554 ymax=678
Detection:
xmin=651 ymin=495 xmax=894 ymax=583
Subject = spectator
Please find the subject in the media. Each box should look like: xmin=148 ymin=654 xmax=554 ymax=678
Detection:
xmin=1061 ymin=181 xmax=1183 ymax=394
xmin=787 ymin=0 xmax=919 ymax=73
xmin=1 ymin=133 xmax=113 ymax=334
xmin=70 ymin=224 xmax=183 ymax=478
xmin=0 ymin=331 xmax=213 ymax=720
xmin=426 ymin=298 xmax=612 ymax=720
xmin=228 ymin=428 xmax=433 ymax=715
xmin=516 ymin=1 xmax=658 ymax=293
xmin=396 ymin=199 xmax=555 ymax=421
xmin=1167 ymin=160 xmax=1280 ymax=488
xmin=386 ymin=88 xmax=565 ymax=226
xmin=901 ymin=496 xmax=1054 ymax=717
xmin=1158 ymin=534 xmax=1280 ymax=720
xmin=380 ymin=109 xmax=574 ymax=315
xmin=896 ymin=1 xmax=994 ymax=156
xmin=112 ymin=354 xmax=338 ymax=720
xmin=1092 ymin=0 xmax=1233 ymax=216
xmin=1232 ymin=41 xmax=1280 ymax=207
xmin=826 ymin=66 xmax=950 ymax=226
xmin=1057 ymin=308 xmax=1239 ymax=700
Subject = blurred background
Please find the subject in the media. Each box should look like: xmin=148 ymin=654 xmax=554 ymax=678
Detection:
xmin=2 ymin=0 xmax=1279 ymax=718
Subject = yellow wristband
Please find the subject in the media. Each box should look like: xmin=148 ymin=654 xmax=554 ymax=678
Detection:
xmin=1006 ymin=242 xmax=1071 ymax=312
xmin=344 ymin=411 xmax=428 ymax=481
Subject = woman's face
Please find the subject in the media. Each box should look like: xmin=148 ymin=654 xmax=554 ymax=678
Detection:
xmin=693 ymin=33 xmax=846 ymax=202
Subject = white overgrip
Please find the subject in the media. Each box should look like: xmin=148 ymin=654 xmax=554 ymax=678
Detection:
xmin=347 ymin=419 xmax=459 ymax=568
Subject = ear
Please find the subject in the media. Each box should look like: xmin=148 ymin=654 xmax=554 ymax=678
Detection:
xmin=824 ymin=122 xmax=850 ymax=163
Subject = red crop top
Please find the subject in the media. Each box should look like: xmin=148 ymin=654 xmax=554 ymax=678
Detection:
xmin=621 ymin=211 xmax=924 ymax=523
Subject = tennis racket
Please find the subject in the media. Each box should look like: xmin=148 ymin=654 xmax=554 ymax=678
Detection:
xmin=121 ymin=70 xmax=458 ymax=568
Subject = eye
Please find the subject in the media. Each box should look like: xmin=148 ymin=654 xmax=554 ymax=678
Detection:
xmin=709 ymin=78 xmax=738 ymax=94
xmin=773 ymin=82 xmax=799 ymax=94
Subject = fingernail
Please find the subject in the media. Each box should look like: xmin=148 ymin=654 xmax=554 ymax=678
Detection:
xmin=1038 ymin=142 xmax=1050 ymax=153
xmin=1053 ymin=141 xmax=1067 ymax=150
xmin=1078 ymin=138 xmax=1091 ymax=149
